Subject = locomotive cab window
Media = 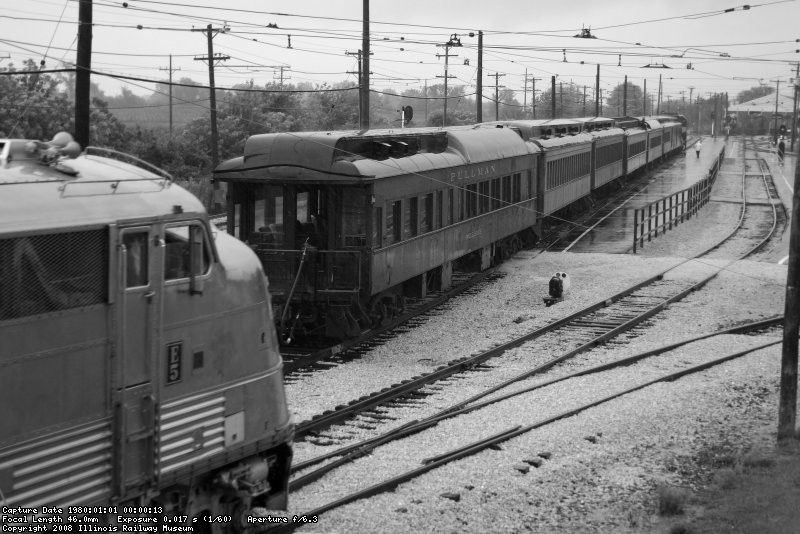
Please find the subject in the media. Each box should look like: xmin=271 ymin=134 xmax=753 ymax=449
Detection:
xmin=124 ymin=231 xmax=149 ymax=288
xmin=164 ymin=223 xmax=211 ymax=282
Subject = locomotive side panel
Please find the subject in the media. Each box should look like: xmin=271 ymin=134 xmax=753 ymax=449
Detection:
xmin=0 ymin=136 xmax=294 ymax=518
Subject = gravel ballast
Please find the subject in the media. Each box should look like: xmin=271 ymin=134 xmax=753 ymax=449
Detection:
xmin=278 ymin=143 xmax=793 ymax=533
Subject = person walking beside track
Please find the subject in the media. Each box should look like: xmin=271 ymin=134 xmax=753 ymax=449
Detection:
xmin=695 ymin=138 xmax=703 ymax=159
xmin=778 ymin=137 xmax=785 ymax=166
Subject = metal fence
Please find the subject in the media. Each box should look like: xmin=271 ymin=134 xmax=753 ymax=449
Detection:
xmin=632 ymin=147 xmax=725 ymax=253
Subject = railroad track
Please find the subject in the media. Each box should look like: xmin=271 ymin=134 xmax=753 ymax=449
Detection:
xmin=282 ymin=149 xmax=691 ymax=375
xmin=281 ymin=269 xmax=503 ymax=375
xmin=276 ymin=134 xmax=774 ymax=482
xmin=259 ymin=135 xmax=781 ymax=528
xmin=291 ymin=137 xmax=777 ymax=442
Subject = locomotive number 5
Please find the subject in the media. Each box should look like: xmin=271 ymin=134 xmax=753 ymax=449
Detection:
xmin=166 ymin=342 xmax=183 ymax=384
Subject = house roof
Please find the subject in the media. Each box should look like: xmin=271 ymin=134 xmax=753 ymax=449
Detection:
xmin=728 ymin=91 xmax=797 ymax=113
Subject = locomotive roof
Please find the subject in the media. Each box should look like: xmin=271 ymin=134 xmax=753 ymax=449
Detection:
xmin=639 ymin=118 xmax=665 ymax=131
xmin=0 ymin=139 xmax=205 ymax=233
xmin=215 ymin=126 xmax=538 ymax=184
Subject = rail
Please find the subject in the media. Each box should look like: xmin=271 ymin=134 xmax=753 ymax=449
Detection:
xmin=632 ymin=145 xmax=725 ymax=253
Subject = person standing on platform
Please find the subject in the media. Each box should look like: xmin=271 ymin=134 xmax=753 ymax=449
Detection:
xmin=695 ymin=138 xmax=703 ymax=159
xmin=778 ymin=137 xmax=785 ymax=166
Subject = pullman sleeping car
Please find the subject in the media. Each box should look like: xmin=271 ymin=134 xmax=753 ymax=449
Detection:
xmin=0 ymin=134 xmax=293 ymax=532
xmin=215 ymin=126 xmax=540 ymax=340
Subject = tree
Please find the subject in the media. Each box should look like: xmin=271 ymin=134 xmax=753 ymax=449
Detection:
xmin=736 ymin=85 xmax=773 ymax=104
xmin=606 ymin=82 xmax=644 ymax=117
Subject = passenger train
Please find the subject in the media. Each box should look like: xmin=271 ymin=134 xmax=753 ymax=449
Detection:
xmin=215 ymin=115 xmax=686 ymax=341
xmin=0 ymin=134 xmax=293 ymax=532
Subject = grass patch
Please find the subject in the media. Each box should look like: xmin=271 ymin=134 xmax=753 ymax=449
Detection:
xmin=657 ymin=485 xmax=690 ymax=516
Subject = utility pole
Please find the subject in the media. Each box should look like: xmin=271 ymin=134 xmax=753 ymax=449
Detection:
xmin=594 ymin=64 xmax=600 ymax=117
xmin=159 ymin=55 xmax=180 ymax=136
xmin=491 ymin=72 xmax=505 ymax=120
xmin=779 ymin=113 xmax=800 ymax=443
xmin=523 ymin=69 xmax=529 ymax=116
xmin=75 ymin=0 xmax=92 ymax=148
xmin=361 ymin=0 xmax=370 ymax=130
xmin=688 ymin=86 xmax=695 ymax=105
xmin=520 ymin=72 xmax=540 ymax=118
xmin=643 ymin=79 xmax=647 ymax=115
xmin=476 ymin=30 xmax=483 ymax=122
xmin=559 ymin=82 xmax=563 ymax=117
xmin=583 ymin=85 xmax=587 ymax=116
xmin=273 ymin=65 xmax=291 ymax=88
xmin=623 ymin=75 xmax=628 ymax=116
xmin=436 ymin=34 xmax=461 ymax=127
xmin=770 ymin=79 xmax=781 ymax=138
xmin=192 ymin=24 xmax=229 ymax=212
xmin=657 ymin=74 xmax=662 ymax=114
xmin=346 ymin=50 xmax=363 ymax=126
xmin=792 ymin=63 xmax=799 ymax=151
xmin=551 ymin=76 xmax=556 ymax=119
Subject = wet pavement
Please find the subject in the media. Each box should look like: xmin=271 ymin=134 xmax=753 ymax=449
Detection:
xmin=559 ymin=137 xmax=730 ymax=254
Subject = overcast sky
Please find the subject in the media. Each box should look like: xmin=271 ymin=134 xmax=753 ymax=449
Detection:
xmin=2 ymin=0 xmax=798 ymax=105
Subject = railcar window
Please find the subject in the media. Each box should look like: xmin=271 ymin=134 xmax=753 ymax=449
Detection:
xmin=448 ymin=188 xmax=454 ymax=225
xmin=491 ymin=178 xmax=501 ymax=210
xmin=527 ymin=172 xmax=533 ymax=199
xmin=479 ymin=181 xmax=490 ymax=214
xmin=502 ymin=176 xmax=511 ymax=205
xmin=385 ymin=200 xmax=402 ymax=245
xmin=373 ymin=207 xmax=382 ymax=248
xmin=436 ymin=190 xmax=443 ymax=230
xmin=404 ymin=197 xmax=419 ymax=238
xmin=342 ymin=188 xmax=366 ymax=247
xmin=466 ymin=184 xmax=478 ymax=218
xmin=0 ymin=229 xmax=107 ymax=320
xmin=421 ymin=193 xmax=432 ymax=234
xmin=513 ymin=173 xmax=521 ymax=202
xmin=164 ymin=224 xmax=210 ymax=281
xmin=124 ymin=232 xmax=149 ymax=288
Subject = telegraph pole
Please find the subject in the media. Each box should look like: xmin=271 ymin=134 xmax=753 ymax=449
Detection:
xmin=491 ymin=72 xmax=505 ymax=120
xmin=523 ymin=70 xmax=529 ymax=116
xmin=583 ymin=86 xmax=587 ymax=116
xmin=159 ymin=55 xmax=180 ymax=136
xmin=273 ymin=65 xmax=291 ymax=88
xmin=476 ymin=30 xmax=483 ymax=122
xmin=346 ymin=50 xmax=363 ymax=126
xmin=643 ymin=79 xmax=647 ymax=115
xmin=361 ymin=0 xmax=370 ymax=129
xmin=623 ymin=75 xmax=628 ymax=116
xmin=779 ymin=116 xmax=800 ymax=443
xmin=436 ymin=34 xmax=461 ymax=127
xmin=192 ymin=24 xmax=229 ymax=212
xmin=770 ymin=79 xmax=781 ymax=138
xmin=75 ymin=0 xmax=92 ymax=148
xmin=792 ymin=63 xmax=799 ymax=151
xmin=657 ymin=74 xmax=662 ymax=114
xmin=551 ymin=76 xmax=556 ymax=118
xmin=594 ymin=64 xmax=600 ymax=117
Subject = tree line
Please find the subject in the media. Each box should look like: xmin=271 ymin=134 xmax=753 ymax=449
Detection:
xmin=2 ymin=59 xmax=770 ymax=207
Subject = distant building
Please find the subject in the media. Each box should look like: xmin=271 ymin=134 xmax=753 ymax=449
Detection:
xmin=727 ymin=91 xmax=796 ymax=136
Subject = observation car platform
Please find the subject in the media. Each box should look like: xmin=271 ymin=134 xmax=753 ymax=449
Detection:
xmin=556 ymin=137 xmax=728 ymax=253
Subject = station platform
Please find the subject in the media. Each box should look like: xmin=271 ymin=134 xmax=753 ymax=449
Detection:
xmin=559 ymin=137 xmax=728 ymax=253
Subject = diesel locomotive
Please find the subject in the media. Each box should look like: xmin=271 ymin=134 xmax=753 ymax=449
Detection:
xmin=0 ymin=134 xmax=293 ymax=532
xmin=214 ymin=116 xmax=686 ymax=342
